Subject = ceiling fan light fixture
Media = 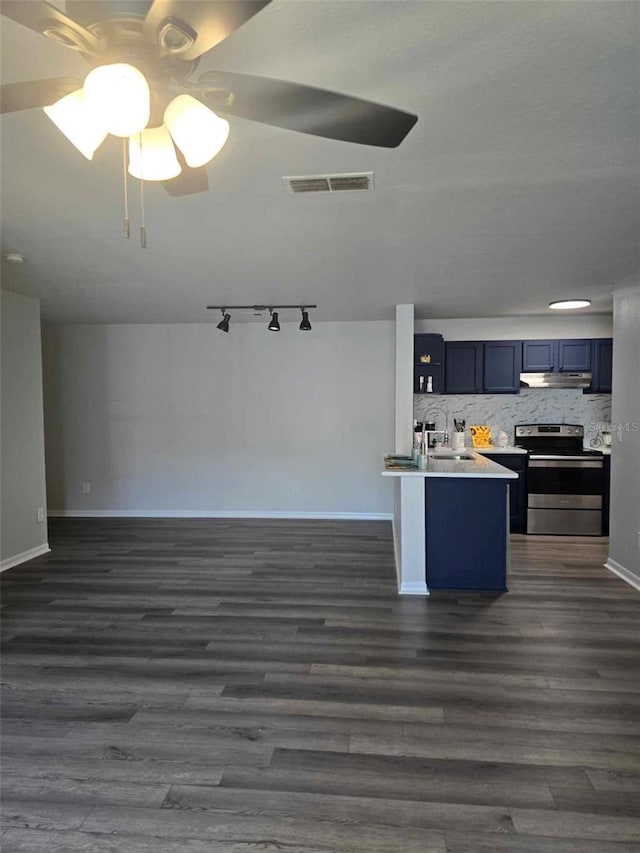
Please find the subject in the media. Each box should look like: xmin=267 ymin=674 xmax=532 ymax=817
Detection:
xmin=43 ymin=88 xmax=107 ymax=160
xmin=164 ymin=95 xmax=230 ymax=168
xmin=128 ymin=126 xmax=181 ymax=181
xmin=84 ymin=63 xmax=150 ymax=138
xmin=157 ymin=18 xmax=197 ymax=54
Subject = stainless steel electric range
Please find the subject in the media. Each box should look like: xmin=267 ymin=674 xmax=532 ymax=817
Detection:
xmin=515 ymin=424 xmax=604 ymax=536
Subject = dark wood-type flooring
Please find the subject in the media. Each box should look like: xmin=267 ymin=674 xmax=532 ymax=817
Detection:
xmin=1 ymin=519 xmax=640 ymax=852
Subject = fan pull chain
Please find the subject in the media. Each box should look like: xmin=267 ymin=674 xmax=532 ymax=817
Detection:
xmin=140 ymin=178 xmax=147 ymax=249
xmin=122 ymin=139 xmax=130 ymax=239
xmin=139 ymin=132 xmax=147 ymax=249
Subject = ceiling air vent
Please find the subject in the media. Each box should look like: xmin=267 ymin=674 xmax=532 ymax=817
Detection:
xmin=284 ymin=172 xmax=374 ymax=194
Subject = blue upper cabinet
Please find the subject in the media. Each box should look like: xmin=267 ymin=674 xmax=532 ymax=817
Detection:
xmin=483 ymin=341 xmax=522 ymax=393
xmin=558 ymin=339 xmax=592 ymax=372
xmin=522 ymin=340 xmax=557 ymax=372
xmin=427 ymin=335 xmax=611 ymax=395
xmin=444 ymin=342 xmax=483 ymax=393
xmin=590 ymin=338 xmax=613 ymax=392
xmin=414 ymin=333 xmax=444 ymax=394
xmin=523 ymin=338 xmax=593 ymax=374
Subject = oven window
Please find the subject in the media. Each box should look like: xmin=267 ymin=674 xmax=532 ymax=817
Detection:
xmin=527 ymin=463 xmax=603 ymax=496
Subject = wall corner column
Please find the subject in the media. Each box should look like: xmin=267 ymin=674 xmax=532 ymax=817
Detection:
xmin=395 ymin=304 xmax=414 ymax=454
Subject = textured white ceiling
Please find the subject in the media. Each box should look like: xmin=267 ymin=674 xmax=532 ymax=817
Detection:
xmin=1 ymin=1 xmax=638 ymax=323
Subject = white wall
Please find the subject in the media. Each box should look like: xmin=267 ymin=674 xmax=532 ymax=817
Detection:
xmin=1 ymin=290 xmax=49 ymax=567
xmin=608 ymin=282 xmax=640 ymax=585
xmin=416 ymin=315 xmax=613 ymax=340
xmin=42 ymin=321 xmax=395 ymax=517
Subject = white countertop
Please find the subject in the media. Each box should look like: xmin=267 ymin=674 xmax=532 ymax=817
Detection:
xmin=473 ymin=446 xmax=527 ymax=455
xmin=382 ymin=451 xmax=518 ymax=479
xmin=473 ymin=444 xmax=610 ymax=456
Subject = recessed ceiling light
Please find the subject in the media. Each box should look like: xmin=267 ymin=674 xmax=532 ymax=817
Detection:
xmin=5 ymin=253 xmax=25 ymax=264
xmin=549 ymin=299 xmax=591 ymax=310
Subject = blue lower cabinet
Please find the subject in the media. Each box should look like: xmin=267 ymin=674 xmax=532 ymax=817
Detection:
xmin=425 ymin=478 xmax=509 ymax=591
xmin=480 ymin=454 xmax=527 ymax=533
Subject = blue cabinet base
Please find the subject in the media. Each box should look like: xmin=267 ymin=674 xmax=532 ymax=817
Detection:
xmin=425 ymin=479 xmax=509 ymax=591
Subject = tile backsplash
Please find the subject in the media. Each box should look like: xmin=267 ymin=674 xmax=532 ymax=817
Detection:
xmin=414 ymin=389 xmax=612 ymax=447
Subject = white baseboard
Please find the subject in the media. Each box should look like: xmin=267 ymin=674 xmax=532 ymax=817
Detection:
xmin=399 ymin=580 xmax=429 ymax=596
xmin=0 ymin=543 xmax=50 ymax=573
xmin=605 ymin=558 xmax=640 ymax=592
xmin=391 ymin=517 xmax=401 ymax=589
xmin=48 ymin=509 xmax=393 ymax=521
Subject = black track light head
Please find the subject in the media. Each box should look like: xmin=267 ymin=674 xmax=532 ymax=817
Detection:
xmin=268 ymin=310 xmax=280 ymax=332
xmin=208 ymin=304 xmax=317 ymax=330
xmin=217 ymin=311 xmax=230 ymax=333
xmin=299 ymin=309 xmax=312 ymax=331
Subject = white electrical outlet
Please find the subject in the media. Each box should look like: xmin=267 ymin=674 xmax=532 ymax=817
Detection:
xmin=81 ymin=482 xmax=91 ymax=494
xmin=36 ymin=507 xmax=45 ymax=523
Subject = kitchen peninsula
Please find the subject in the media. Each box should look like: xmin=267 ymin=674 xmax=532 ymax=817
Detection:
xmin=382 ymin=451 xmax=518 ymax=594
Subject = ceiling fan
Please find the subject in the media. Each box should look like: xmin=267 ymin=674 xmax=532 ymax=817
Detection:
xmin=0 ymin=1 xmax=419 ymax=198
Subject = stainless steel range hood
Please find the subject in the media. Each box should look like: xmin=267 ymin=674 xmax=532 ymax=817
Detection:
xmin=520 ymin=372 xmax=592 ymax=389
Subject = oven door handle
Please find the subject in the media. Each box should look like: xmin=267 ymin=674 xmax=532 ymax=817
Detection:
xmin=529 ymin=458 xmax=603 ymax=468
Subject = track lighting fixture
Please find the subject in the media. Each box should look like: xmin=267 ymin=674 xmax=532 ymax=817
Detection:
xmin=216 ymin=310 xmax=230 ymax=333
xmin=207 ymin=304 xmax=316 ymax=333
xmin=299 ymin=309 xmax=312 ymax=331
xmin=268 ymin=309 xmax=280 ymax=332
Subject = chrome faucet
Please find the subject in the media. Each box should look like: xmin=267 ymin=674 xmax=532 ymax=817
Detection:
xmin=421 ymin=422 xmax=449 ymax=451
xmin=427 ymin=407 xmax=450 ymax=446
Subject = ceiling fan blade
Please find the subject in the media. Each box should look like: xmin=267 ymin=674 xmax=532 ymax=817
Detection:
xmin=1 ymin=1 xmax=100 ymax=53
xmin=0 ymin=78 xmax=82 ymax=114
xmin=194 ymin=72 xmax=418 ymax=148
xmin=143 ymin=0 xmax=271 ymax=61
xmin=162 ymin=166 xmax=209 ymax=196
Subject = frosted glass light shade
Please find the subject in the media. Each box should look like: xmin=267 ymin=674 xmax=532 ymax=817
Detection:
xmin=164 ymin=94 xmax=229 ymax=167
xmin=84 ymin=63 xmax=150 ymax=137
xmin=128 ymin=126 xmax=181 ymax=181
xmin=549 ymin=299 xmax=591 ymax=310
xmin=43 ymin=89 xmax=107 ymax=160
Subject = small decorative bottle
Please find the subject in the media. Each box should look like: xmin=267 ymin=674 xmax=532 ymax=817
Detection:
xmin=426 ymin=376 xmax=433 ymax=393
